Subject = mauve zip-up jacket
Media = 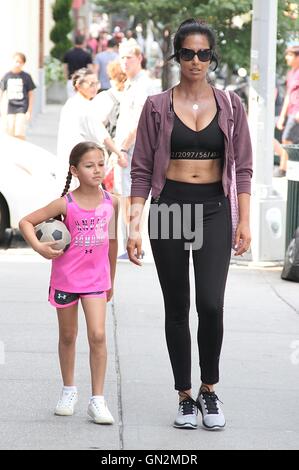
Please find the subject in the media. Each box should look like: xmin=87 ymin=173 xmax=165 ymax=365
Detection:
xmin=131 ymin=87 xmax=253 ymax=201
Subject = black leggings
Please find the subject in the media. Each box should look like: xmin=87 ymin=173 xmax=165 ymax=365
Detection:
xmin=149 ymin=179 xmax=231 ymax=390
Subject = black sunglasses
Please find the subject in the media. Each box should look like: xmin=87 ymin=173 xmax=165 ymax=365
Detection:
xmin=179 ymin=48 xmax=213 ymax=62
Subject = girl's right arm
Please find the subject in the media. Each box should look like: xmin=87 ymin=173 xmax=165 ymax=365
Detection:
xmin=19 ymin=197 xmax=66 ymax=260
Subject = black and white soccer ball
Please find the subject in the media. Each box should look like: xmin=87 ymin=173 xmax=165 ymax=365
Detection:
xmin=34 ymin=219 xmax=71 ymax=252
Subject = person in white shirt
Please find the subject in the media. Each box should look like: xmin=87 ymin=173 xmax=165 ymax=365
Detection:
xmin=90 ymin=61 xmax=127 ymax=191
xmin=90 ymin=60 xmax=126 ymax=139
xmin=113 ymin=44 xmax=157 ymax=254
xmin=56 ymin=68 xmax=125 ymax=192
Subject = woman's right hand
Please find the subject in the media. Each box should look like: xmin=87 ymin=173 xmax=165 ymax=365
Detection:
xmin=127 ymin=235 xmax=143 ymax=266
xmin=118 ymin=151 xmax=128 ymax=168
xmin=35 ymin=241 xmax=64 ymax=260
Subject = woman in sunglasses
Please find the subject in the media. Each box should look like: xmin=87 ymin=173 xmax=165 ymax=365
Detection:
xmin=127 ymin=19 xmax=252 ymax=430
xmin=57 ymin=68 xmax=126 ymax=191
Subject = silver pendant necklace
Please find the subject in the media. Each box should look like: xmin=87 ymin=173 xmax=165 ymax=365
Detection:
xmin=192 ymin=103 xmax=199 ymax=111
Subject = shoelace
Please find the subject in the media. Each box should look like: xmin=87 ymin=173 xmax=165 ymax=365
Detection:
xmin=199 ymin=391 xmax=222 ymax=415
xmin=179 ymin=393 xmax=197 ymax=416
xmin=59 ymin=391 xmax=77 ymax=407
xmin=92 ymin=400 xmax=106 ymax=412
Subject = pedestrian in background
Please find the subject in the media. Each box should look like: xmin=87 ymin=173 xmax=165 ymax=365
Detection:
xmin=19 ymin=141 xmax=118 ymax=425
xmin=86 ymin=34 xmax=99 ymax=58
xmin=90 ymin=60 xmax=127 ymax=191
xmin=63 ymin=35 xmax=93 ymax=98
xmin=273 ymin=79 xmax=289 ymax=177
xmin=127 ymin=19 xmax=252 ymax=431
xmin=276 ymin=43 xmax=299 ymax=177
xmin=94 ymin=38 xmax=119 ymax=92
xmin=56 ymin=68 xmax=125 ymax=192
xmin=0 ymin=52 xmax=36 ymax=140
xmin=114 ymin=43 xmax=156 ymax=257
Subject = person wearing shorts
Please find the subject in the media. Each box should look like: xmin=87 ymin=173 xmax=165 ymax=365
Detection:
xmin=19 ymin=142 xmax=119 ymax=425
xmin=276 ymin=43 xmax=299 ymax=176
xmin=48 ymin=287 xmax=106 ymax=308
xmin=282 ymin=115 xmax=299 ymax=144
xmin=0 ymin=52 xmax=36 ymax=140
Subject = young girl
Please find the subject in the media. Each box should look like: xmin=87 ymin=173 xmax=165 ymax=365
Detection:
xmin=19 ymin=141 xmax=118 ymax=425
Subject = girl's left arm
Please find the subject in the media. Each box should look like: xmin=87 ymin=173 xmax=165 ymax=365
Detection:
xmin=107 ymin=195 xmax=119 ymax=301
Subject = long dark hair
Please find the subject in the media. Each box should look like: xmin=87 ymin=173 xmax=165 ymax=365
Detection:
xmin=61 ymin=141 xmax=104 ymax=197
xmin=168 ymin=18 xmax=219 ymax=71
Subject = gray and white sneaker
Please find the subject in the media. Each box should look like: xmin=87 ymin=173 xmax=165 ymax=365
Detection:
xmin=197 ymin=390 xmax=225 ymax=430
xmin=173 ymin=395 xmax=198 ymax=429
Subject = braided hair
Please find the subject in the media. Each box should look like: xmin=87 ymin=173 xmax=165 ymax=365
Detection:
xmin=61 ymin=169 xmax=73 ymax=197
xmin=71 ymin=68 xmax=95 ymax=91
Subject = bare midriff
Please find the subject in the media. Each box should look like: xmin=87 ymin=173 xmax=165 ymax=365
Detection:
xmin=166 ymin=159 xmax=222 ymax=184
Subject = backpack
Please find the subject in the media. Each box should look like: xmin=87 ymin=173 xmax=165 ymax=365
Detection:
xmin=105 ymin=89 xmax=120 ymax=139
xmin=281 ymin=227 xmax=299 ymax=282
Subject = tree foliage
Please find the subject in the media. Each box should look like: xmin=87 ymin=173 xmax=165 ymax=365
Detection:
xmin=50 ymin=0 xmax=73 ymax=61
xmin=95 ymin=0 xmax=298 ymax=73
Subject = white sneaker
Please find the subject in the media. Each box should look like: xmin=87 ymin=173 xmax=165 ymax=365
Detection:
xmin=173 ymin=396 xmax=198 ymax=429
xmin=197 ymin=390 xmax=226 ymax=430
xmin=54 ymin=389 xmax=78 ymax=416
xmin=87 ymin=397 xmax=114 ymax=424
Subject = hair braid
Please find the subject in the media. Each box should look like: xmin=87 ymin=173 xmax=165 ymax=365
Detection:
xmin=61 ymin=170 xmax=72 ymax=197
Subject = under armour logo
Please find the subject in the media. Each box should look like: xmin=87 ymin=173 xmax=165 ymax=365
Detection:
xmin=85 ymin=249 xmax=93 ymax=254
xmin=57 ymin=294 xmax=67 ymax=300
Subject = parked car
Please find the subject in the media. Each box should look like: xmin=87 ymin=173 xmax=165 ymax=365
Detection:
xmin=0 ymin=134 xmax=58 ymax=244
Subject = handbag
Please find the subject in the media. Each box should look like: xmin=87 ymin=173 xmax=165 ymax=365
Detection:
xmin=225 ymin=90 xmax=239 ymax=248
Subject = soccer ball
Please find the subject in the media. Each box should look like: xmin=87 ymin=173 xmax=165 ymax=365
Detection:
xmin=34 ymin=219 xmax=71 ymax=252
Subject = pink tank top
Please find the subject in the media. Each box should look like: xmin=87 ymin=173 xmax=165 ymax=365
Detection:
xmin=50 ymin=189 xmax=114 ymax=293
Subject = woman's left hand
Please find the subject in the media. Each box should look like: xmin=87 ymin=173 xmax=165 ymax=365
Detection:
xmin=106 ymin=288 xmax=113 ymax=302
xmin=234 ymin=222 xmax=251 ymax=256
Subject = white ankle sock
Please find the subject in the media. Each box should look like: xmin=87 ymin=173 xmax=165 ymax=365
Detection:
xmin=63 ymin=386 xmax=77 ymax=393
xmin=90 ymin=395 xmax=104 ymax=402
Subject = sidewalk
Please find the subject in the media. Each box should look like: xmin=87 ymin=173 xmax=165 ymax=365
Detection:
xmin=0 ymin=250 xmax=298 ymax=450
xmin=27 ymin=104 xmax=62 ymax=155
xmin=114 ymin=261 xmax=299 ymax=450
xmin=1 ymin=105 xmax=297 ymax=450
xmin=0 ymin=251 xmax=118 ymax=450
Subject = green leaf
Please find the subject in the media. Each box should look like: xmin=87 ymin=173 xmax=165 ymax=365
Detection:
xmin=93 ymin=0 xmax=298 ymax=84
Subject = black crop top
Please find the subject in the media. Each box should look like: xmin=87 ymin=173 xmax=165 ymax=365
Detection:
xmin=171 ymin=110 xmax=225 ymax=161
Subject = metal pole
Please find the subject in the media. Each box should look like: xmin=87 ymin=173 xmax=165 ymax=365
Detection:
xmin=38 ymin=0 xmax=45 ymax=113
xmin=248 ymin=0 xmax=286 ymax=262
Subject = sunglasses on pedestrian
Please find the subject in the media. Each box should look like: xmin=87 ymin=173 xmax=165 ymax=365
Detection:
xmin=84 ymin=80 xmax=99 ymax=88
xmin=179 ymin=48 xmax=213 ymax=62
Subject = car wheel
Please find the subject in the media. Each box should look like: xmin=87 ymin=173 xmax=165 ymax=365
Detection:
xmin=0 ymin=194 xmax=10 ymax=244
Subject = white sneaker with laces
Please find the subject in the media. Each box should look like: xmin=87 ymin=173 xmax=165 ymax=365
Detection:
xmin=54 ymin=389 xmax=78 ymax=416
xmin=197 ymin=390 xmax=225 ymax=430
xmin=87 ymin=397 xmax=114 ymax=424
xmin=173 ymin=396 xmax=198 ymax=429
